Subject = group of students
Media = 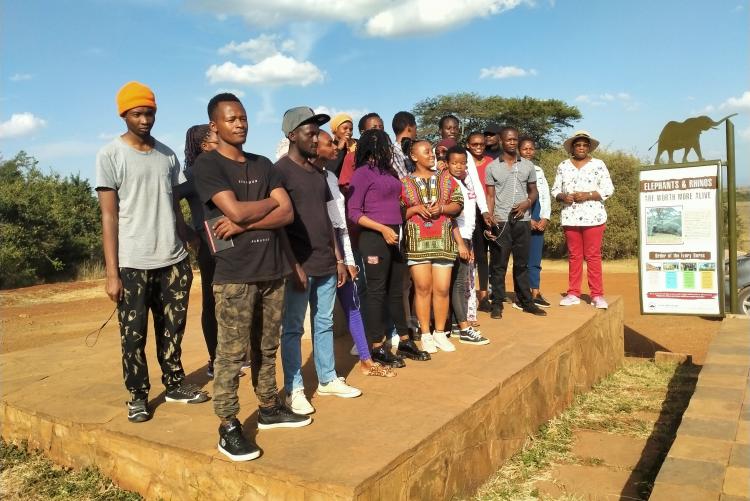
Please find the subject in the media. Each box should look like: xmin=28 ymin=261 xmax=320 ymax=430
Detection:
xmin=96 ymin=81 xmax=614 ymax=463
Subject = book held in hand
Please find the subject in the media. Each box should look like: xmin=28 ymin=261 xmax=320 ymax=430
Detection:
xmin=204 ymin=216 xmax=235 ymax=254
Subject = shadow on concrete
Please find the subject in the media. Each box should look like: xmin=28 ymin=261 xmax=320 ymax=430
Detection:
xmin=624 ymin=325 xmax=669 ymax=359
xmin=622 ymin=362 xmax=701 ymax=499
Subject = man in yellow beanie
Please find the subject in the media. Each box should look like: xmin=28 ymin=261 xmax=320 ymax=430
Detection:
xmin=95 ymin=81 xmax=209 ymax=423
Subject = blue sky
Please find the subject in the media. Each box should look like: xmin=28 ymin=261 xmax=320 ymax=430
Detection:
xmin=2 ymin=0 xmax=748 ymax=184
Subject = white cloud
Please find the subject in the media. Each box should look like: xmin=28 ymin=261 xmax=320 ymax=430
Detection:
xmin=206 ymin=56 xmax=324 ymax=87
xmin=313 ymin=106 xmax=369 ymax=124
xmin=219 ymin=34 xmax=292 ymax=63
xmin=9 ymin=73 xmax=32 ymax=82
xmin=215 ymin=88 xmax=246 ymax=98
xmin=0 ymin=113 xmax=47 ymax=139
xmin=188 ymin=0 xmax=526 ymax=37
xmin=575 ymin=92 xmax=637 ymax=110
xmin=479 ymin=65 xmax=537 ymax=79
xmin=719 ymin=91 xmax=750 ymax=112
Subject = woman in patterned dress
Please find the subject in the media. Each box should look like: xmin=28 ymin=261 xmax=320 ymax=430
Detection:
xmin=551 ymin=130 xmax=615 ymax=309
xmin=401 ymin=139 xmax=464 ymax=354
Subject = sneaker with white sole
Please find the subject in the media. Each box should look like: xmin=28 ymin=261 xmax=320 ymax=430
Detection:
xmin=420 ymin=333 xmax=438 ymax=353
xmin=459 ymin=327 xmax=490 ymax=346
xmin=433 ymin=330 xmax=456 ymax=352
xmin=592 ymin=296 xmax=609 ymax=309
xmin=285 ymin=388 xmax=315 ymax=415
xmin=257 ymin=404 xmax=312 ymax=429
xmin=317 ymin=378 xmax=362 ymax=398
xmin=218 ymin=418 xmax=261 ymax=462
xmin=559 ymin=294 xmax=581 ymax=306
xmin=165 ymin=383 xmax=210 ymax=404
xmin=127 ymin=397 xmax=151 ymax=423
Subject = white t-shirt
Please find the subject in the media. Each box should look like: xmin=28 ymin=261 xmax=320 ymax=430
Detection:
xmin=454 ymin=175 xmax=477 ymax=240
xmin=95 ymin=137 xmax=187 ymax=269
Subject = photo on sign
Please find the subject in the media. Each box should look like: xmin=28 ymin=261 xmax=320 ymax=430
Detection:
xmin=680 ymin=262 xmax=697 ymax=271
xmin=699 ymin=262 xmax=716 ymax=271
xmin=663 ymin=262 xmax=680 ymax=271
xmin=646 ymin=262 xmax=662 ymax=271
xmin=646 ymin=206 xmax=683 ymax=245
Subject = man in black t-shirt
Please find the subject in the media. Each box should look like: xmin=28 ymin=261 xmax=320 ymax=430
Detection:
xmin=277 ymin=107 xmax=362 ymax=416
xmin=192 ymin=93 xmax=311 ymax=463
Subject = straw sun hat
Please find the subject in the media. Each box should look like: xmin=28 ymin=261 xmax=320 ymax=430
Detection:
xmin=563 ymin=130 xmax=600 ymax=154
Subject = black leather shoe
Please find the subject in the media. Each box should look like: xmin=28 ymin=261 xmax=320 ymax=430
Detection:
xmin=371 ymin=345 xmax=406 ymax=368
xmin=477 ymin=298 xmax=492 ymax=312
xmin=491 ymin=303 xmax=503 ymax=319
xmin=397 ymin=339 xmax=431 ymax=361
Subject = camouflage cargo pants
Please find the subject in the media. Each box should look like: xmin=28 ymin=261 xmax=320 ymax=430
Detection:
xmin=213 ymin=279 xmax=284 ymax=420
xmin=118 ymin=258 xmax=192 ymax=399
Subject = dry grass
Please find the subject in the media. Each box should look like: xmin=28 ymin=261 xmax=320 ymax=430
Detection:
xmin=470 ymin=360 xmax=697 ymax=501
xmin=0 ymin=440 xmax=141 ymax=501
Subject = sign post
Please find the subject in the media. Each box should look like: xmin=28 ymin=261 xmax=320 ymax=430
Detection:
xmin=638 ymin=161 xmax=724 ymax=316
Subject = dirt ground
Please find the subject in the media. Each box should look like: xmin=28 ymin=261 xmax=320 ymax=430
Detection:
xmin=0 ymin=262 xmax=722 ymax=364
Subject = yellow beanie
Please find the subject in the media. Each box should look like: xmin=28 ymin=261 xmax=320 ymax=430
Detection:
xmin=116 ymin=81 xmax=157 ymax=116
xmin=330 ymin=113 xmax=353 ymax=133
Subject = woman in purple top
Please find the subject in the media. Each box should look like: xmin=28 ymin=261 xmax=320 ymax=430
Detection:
xmin=347 ymin=129 xmax=430 ymax=368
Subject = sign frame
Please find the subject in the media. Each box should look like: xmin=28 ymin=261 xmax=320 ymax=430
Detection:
xmin=637 ymin=160 xmax=725 ymax=317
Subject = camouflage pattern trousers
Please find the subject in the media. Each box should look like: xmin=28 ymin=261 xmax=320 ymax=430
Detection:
xmin=118 ymin=259 xmax=192 ymax=400
xmin=213 ymin=279 xmax=285 ymax=420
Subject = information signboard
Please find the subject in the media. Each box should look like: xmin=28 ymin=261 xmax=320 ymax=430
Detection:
xmin=638 ymin=161 xmax=724 ymax=316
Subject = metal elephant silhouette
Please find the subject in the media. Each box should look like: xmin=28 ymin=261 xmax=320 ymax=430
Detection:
xmin=649 ymin=113 xmax=737 ymax=164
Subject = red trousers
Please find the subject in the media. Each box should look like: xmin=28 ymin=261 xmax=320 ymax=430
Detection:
xmin=563 ymin=224 xmax=606 ymax=297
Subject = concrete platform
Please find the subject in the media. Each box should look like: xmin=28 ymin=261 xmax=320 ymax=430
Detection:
xmin=1 ymin=296 xmax=624 ymax=500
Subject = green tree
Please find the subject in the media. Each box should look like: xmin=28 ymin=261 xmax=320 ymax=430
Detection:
xmin=411 ymin=93 xmax=582 ymax=148
xmin=0 ymin=152 xmax=102 ymax=288
xmin=537 ymin=148 xmax=640 ymax=259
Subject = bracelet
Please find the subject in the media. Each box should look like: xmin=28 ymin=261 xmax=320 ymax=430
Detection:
xmin=336 ymin=259 xmax=344 ymax=264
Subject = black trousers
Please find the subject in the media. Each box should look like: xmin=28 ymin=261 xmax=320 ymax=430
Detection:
xmin=196 ymin=231 xmax=218 ymax=361
xmin=357 ymin=227 xmax=408 ymax=344
xmin=472 ymin=210 xmax=490 ymax=292
xmin=488 ymin=220 xmax=533 ymax=308
xmin=118 ymin=258 xmax=192 ymax=399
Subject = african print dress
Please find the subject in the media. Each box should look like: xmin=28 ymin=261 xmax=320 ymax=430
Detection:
xmin=400 ymin=169 xmax=463 ymax=262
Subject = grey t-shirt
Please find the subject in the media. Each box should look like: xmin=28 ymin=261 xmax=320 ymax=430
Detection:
xmin=95 ymin=137 xmax=188 ymax=269
xmin=485 ymin=157 xmax=537 ymax=222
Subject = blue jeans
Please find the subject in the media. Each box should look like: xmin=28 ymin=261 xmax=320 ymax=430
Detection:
xmin=528 ymin=198 xmax=544 ymax=289
xmin=281 ymin=274 xmax=337 ymax=393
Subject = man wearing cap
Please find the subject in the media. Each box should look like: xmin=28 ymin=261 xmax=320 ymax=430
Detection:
xmin=277 ymin=107 xmax=362 ymax=416
xmin=192 ymin=93 xmax=312 ymax=462
xmin=484 ymin=123 xmax=503 ymax=160
xmin=96 ymin=81 xmax=209 ymax=424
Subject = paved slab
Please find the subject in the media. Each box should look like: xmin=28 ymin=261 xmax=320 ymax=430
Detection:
xmin=1 ymin=296 xmax=624 ymax=500
xmin=651 ymin=316 xmax=750 ymax=501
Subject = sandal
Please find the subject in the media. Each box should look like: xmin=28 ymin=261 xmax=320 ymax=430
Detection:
xmin=362 ymin=362 xmax=396 ymax=378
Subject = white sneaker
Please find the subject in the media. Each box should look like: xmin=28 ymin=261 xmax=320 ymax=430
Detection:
xmin=433 ymin=331 xmax=456 ymax=352
xmin=317 ymin=378 xmax=362 ymax=398
xmin=350 ymin=344 xmax=359 ymax=357
xmin=420 ymin=333 xmax=438 ymax=353
xmin=285 ymin=388 xmax=315 ymax=415
xmin=592 ymin=296 xmax=609 ymax=309
xmin=559 ymin=294 xmax=581 ymax=306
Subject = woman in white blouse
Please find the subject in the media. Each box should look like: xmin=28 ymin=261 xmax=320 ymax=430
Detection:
xmin=551 ymin=131 xmax=614 ymax=309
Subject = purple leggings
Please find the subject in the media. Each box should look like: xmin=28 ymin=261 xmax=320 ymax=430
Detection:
xmin=336 ymin=280 xmax=371 ymax=362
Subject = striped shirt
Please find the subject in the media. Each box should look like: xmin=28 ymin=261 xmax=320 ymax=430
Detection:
xmin=485 ymin=157 xmax=537 ymax=222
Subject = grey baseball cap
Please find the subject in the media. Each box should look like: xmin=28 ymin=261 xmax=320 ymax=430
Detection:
xmin=282 ymin=107 xmax=330 ymax=135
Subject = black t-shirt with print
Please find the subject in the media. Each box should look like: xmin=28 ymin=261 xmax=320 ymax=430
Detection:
xmin=192 ymin=149 xmax=289 ymax=284
xmin=274 ymin=156 xmax=336 ymax=278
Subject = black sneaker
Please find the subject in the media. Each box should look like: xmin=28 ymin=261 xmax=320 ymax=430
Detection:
xmin=165 ymin=383 xmax=210 ymax=404
xmin=478 ymin=297 xmax=492 ymax=312
xmin=459 ymin=327 xmax=490 ymax=345
xmin=127 ymin=398 xmax=151 ymax=423
xmin=257 ymin=404 xmax=312 ymax=430
xmin=218 ymin=418 xmax=261 ymax=461
xmin=533 ymin=295 xmax=551 ymax=308
xmin=372 ymin=345 xmax=407 ymax=368
xmin=491 ymin=303 xmax=503 ymax=319
xmin=522 ymin=303 xmax=547 ymax=316
xmin=206 ymin=360 xmax=214 ymax=379
xmin=396 ymin=339 xmax=431 ymax=361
